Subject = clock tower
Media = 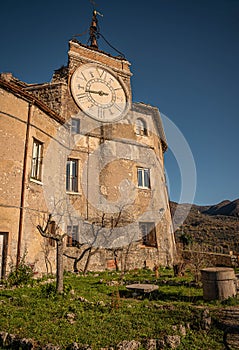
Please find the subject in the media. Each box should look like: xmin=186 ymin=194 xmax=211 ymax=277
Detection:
xmin=66 ymin=10 xmax=132 ymax=123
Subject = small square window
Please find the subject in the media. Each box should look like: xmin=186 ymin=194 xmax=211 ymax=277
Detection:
xmin=137 ymin=168 xmax=150 ymax=189
xmin=71 ymin=118 xmax=80 ymax=134
xmin=139 ymin=222 xmax=157 ymax=247
xmin=67 ymin=225 xmax=79 ymax=247
xmin=31 ymin=139 xmax=43 ymax=181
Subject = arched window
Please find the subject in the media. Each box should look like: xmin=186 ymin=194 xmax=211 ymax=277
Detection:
xmin=135 ymin=118 xmax=147 ymax=136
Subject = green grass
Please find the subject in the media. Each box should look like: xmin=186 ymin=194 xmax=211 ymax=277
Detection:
xmin=0 ymin=268 xmax=235 ymax=349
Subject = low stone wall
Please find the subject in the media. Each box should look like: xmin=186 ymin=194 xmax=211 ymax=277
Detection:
xmin=63 ymin=243 xmax=169 ymax=274
xmin=0 ymin=330 xmax=184 ymax=349
xmin=182 ymin=250 xmax=237 ymax=267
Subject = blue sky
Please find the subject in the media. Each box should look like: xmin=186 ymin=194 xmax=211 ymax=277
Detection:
xmin=0 ymin=0 xmax=238 ymax=205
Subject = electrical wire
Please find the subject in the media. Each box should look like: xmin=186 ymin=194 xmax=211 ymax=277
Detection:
xmin=72 ymin=29 xmax=89 ymax=39
xmin=98 ymin=32 xmax=125 ymax=58
xmin=87 ymin=0 xmax=125 ymax=58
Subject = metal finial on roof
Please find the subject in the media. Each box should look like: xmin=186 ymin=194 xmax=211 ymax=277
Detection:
xmin=87 ymin=4 xmax=125 ymax=58
xmin=89 ymin=9 xmax=102 ymax=49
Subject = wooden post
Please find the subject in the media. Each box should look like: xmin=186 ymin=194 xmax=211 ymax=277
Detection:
xmin=56 ymin=239 xmax=64 ymax=293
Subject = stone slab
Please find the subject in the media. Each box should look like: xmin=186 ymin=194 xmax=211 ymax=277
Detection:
xmin=126 ymin=283 xmax=159 ymax=293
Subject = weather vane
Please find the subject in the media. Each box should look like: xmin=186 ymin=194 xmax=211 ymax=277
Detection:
xmin=89 ymin=0 xmax=103 ymax=16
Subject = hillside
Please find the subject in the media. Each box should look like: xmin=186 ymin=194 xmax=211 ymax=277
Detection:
xmin=170 ymin=199 xmax=239 ymax=253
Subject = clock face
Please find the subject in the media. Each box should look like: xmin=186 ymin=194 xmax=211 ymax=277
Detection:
xmin=70 ymin=64 xmax=129 ymax=122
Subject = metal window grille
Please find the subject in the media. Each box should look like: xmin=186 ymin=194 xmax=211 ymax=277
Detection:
xmin=67 ymin=225 xmax=79 ymax=247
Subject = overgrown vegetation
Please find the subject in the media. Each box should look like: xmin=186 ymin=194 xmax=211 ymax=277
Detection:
xmin=0 ymin=268 xmax=238 ymax=349
xmin=5 ymin=254 xmax=34 ymax=288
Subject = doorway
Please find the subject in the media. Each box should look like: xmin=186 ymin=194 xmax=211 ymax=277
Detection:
xmin=0 ymin=233 xmax=8 ymax=279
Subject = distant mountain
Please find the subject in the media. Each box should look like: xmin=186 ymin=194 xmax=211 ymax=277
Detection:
xmin=203 ymin=199 xmax=239 ymax=217
xmin=170 ymin=199 xmax=239 ymax=252
xmin=170 ymin=198 xmax=239 ymax=221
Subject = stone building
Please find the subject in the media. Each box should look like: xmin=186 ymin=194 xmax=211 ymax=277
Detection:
xmin=0 ymin=13 xmax=176 ymax=277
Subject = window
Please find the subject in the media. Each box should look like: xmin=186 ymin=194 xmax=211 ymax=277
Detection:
xmin=71 ymin=118 xmax=80 ymax=134
xmin=66 ymin=159 xmax=78 ymax=192
xmin=139 ymin=222 xmax=157 ymax=247
xmin=135 ymin=118 xmax=147 ymax=136
xmin=137 ymin=168 xmax=150 ymax=189
xmin=31 ymin=139 xmax=43 ymax=181
xmin=67 ymin=225 xmax=79 ymax=247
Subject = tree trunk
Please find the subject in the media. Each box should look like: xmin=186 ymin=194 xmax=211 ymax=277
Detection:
xmin=56 ymin=240 xmax=64 ymax=293
xmin=83 ymin=248 xmax=92 ymax=276
xmin=73 ymin=258 xmax=79 ymax=273
xmin=113 ymin=250 xmax=119 ymax=272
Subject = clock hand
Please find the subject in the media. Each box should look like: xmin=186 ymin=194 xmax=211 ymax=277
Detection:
xmin=98 ymin=90 xmax=109 ymax=96
xmin=85 ymin=89 xmax=109 ymax=96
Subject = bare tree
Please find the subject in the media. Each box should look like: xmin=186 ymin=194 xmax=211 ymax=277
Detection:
xmin=63 ymin=206 xmax=135 ymax=275
xmin=37 ymin=214 xmax=66 ymax=293
xmin=35 ymin=197 xmax=144 ymax=291
xmin=63 ymin=213 xmax=115 ymax=274
xmin=62 ymin=216 xmax=105 ymax=275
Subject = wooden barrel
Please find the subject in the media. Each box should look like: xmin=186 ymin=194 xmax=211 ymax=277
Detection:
xmin=201 ymin=267 xmax=237 ymax=301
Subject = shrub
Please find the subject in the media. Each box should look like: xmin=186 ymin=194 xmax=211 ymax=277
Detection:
xmin=39 ymin=282 xmax=73 ymax=298
xmin=40 ymin=283 xmax=57 ymax=298
xmin=6 ymin=254 xmax=34 ymax=287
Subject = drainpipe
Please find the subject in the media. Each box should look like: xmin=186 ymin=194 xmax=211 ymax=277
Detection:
xmin=86 ymin=135 xmax=90 ymax=220
xmin=16 ymin=102 xmax=33 ymax=267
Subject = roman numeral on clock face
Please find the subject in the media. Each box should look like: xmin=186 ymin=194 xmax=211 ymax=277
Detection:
xmin=114 ymin=104 xmax=123 ymax=112
xmin=98 ymin=69 xmax=107 ymax=81
xmin=98 ymin=108 xmax=104 ymax=119
xmin=81 ymin=72 xmax=87 ymax=81
xmin=108 ymin=108 xmax=114 ymax=115
xmin=76 ymin=93 xmax=88 ymax=102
